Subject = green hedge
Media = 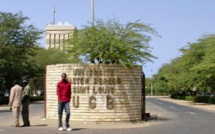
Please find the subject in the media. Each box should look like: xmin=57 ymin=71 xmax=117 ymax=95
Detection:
xmin=194 ymin=96 xmax=211 ymax=103
xmin=171 ymin=94 xmax=215 ymax=104
xmin=196 ymin=96 xmax=215 ymax=104
xmin=170 ymin=94 xmax=186 ymax=100
xmin=30 ymin=96 xmax=44 ymax=102
xmin=211 ymin=97 xmax=215 ymax=104
xmin=0 ymin=96 xmax=44 ymax=105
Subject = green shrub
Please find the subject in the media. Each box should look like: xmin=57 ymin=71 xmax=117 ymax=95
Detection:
xmin=171 ymin=94 xmax=215 ymax=104
xmin=170 ymin=94 xmax=177 ymax=99
xmin=30 ymin=96 xmax=44 ymax=102
xmin=0 ymin=97 xmax=9 ymax=104
xmin=185 ymin=96 xmax=195 ymax=102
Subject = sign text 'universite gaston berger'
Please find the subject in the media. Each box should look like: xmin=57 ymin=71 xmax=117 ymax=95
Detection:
xmin=68 ymin=69 xmax=122 ymax=110
xmin=46 ymin=64 xmax=142 ymax=121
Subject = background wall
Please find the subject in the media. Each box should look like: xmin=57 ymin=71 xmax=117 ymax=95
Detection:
xmin=46 ymin=64 xmax=143 ymax=122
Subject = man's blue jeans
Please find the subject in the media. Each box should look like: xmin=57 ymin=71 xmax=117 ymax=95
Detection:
xmin=58 ymin=102 xmax=70 ymax=128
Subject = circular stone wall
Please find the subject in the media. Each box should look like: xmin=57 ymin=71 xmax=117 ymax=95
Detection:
xmin=46 ymin=64 xmax=143 ymax=122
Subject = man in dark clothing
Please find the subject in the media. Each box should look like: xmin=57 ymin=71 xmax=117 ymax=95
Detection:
xmin=57 ymin=73 xmax=72 ymax=131
xmin=21 ymin=78 xmax=31 ymax=127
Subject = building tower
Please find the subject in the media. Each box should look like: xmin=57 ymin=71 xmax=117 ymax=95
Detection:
xmin=45 ymin=22 xmax=77 ymax=50
xmin=45 ymin=7 xmax=77 ymax=50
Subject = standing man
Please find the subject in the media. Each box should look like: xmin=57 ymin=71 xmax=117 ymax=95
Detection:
xmin=8 ymin=80 xmax=23 ymax=127
xmin=57 ymin=73 xmax=72 ymax=131
xmin=21 ymin=78 xmax=31 ymax=127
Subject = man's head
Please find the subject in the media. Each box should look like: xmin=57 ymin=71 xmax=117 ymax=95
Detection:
xmin=13 ymin=80 xmax=18 ymax=85
xmin=22 ymin=78 xmax=28 ymax=85
xmin=61 ymin=73 xmax=67 ymax=81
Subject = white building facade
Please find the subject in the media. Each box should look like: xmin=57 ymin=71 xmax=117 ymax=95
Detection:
xmin=45 ymin=22 xmax=77 ymax=50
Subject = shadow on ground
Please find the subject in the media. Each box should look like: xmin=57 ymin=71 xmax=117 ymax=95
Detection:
xmin=71 ymin=128 xmax=87 ymax=131
xmin=145 ymin=114 xmax=171 ymax=122
xmin=29 ymin=124 xmax=48 ymax=127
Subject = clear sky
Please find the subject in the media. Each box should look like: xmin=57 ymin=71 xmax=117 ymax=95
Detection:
xmin=1 ymin=0 xmax=215 ymax=78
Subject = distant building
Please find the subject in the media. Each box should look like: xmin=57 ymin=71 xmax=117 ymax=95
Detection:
xmin=45 ymin=22 xmax=77 ymax=50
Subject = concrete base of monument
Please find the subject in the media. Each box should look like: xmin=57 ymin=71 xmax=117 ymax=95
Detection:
xmin=0 ymin=108 xmax=151 ymax=129
xmin=44 ymin=119 xmax=151 ymax=129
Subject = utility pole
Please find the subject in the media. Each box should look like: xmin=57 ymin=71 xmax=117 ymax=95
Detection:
xmin=151 ymin=81 xmax=153 ymax=96
xmin=91 ymin=0 xmax=94 ymax=26
xmin=151 ymin=69 xmax=153 ymax=96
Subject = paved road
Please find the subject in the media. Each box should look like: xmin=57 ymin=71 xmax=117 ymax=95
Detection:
xmin=144 ymin=97 xmax=215 ymax=134
xmin=1 ymin=97 xmax=215 ymax=134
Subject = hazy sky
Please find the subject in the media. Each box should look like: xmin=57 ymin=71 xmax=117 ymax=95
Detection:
xmin=1 ymin=0 xmax=215 ymax=77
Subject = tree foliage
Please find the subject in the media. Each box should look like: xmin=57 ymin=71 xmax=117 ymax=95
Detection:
xmin=68 ymin=19 xmax=159 ymax=66
xmin=31 ymin=48 xmax=81 ymax=75
xmin=153 ymin=34 xmax=215 ymax=95
xmin=0 ymin=11 xmax=42 ymax=88
xmin=29 ymin=48 xmax=81 ymax=95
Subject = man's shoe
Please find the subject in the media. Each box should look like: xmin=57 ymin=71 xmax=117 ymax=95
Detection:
xmin=11 ymin=125 xmax=19 ymax=127
xmin=67 ymin=127 xmax=72 ymax=131
xmin=58 ymin=127 xmax=64 ymax=131
xmin=20 ymin=125 xmax=30 ymax=127
xmin=27 ymin=121 xmax=30 ymax=126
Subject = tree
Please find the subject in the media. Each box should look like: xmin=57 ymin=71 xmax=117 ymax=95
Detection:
xmin=154 ymin=34 xmax=215 ymax=95
xmin=31 ymin=48 xmax=81 ymax=74
xmin=29 ymin=48 xmax=81 ymax=95
xmin=68 ymin=19 xmax=159 ymax=66
xmin=0 ymin=11 xmax=43 ymax=89
xmin=179 ymin=34 xmax=215 ymax=94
